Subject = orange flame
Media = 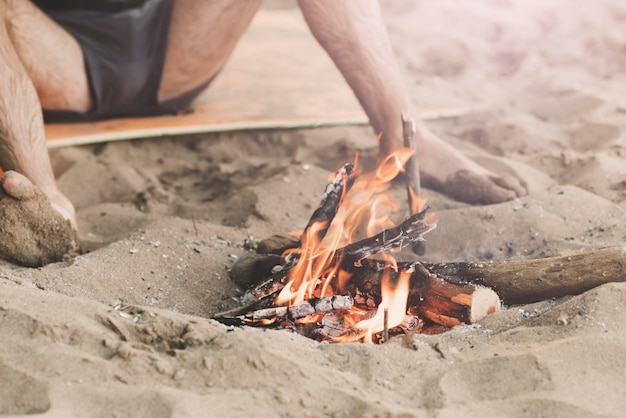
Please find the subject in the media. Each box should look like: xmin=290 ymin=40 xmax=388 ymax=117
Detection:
xmin=357 ymin=270 xmax=411 ymax=343
xmin=275 ymin=145 xmax=426 ymax=343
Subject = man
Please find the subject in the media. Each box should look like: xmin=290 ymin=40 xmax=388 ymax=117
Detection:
xmin=0 ymin=0 xmax=526 ymax=267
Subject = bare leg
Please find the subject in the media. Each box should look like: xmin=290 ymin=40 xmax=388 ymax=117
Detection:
xmin=0 ymin=0 xmax=89 ymax=265
xmin=158 ymin=0 xmax=263 ymax=103
xmin=297 ymin=0 xmax=527 ymax=204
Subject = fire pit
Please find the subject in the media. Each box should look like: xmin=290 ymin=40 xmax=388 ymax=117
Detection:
xmin=215 ymin=123 xmax=501 ymax=343
xmin=214 ymin=115 xmax=626 ymax=343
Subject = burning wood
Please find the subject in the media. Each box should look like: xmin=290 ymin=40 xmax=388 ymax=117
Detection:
xmin=217 ymin=295 xmax=354 ymax=326
xmin=338 ymin=261 xmax=501 ymax=328
xmin=217 ymin=122 xmax=626 ymax=342
xmin=215 ymin=143 xmax=502 ymax=343
xmin=246 ymin=208 xmax=436 ymax=303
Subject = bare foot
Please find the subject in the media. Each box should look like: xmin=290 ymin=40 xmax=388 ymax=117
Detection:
xmin=422 ymin=170 xmax=527 ymax=205
xmin=0 ymin=171 xmax=78 ymax=267
xmin=414 ymin=125 xmax=528 ymax=204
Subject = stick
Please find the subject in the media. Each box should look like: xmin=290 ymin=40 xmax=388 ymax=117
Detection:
xmin=339 ymin=206 xmax=436 ymax=265
xmin=213 ymin=295 xmax=353 ymax=326
xmin=244 ymin=163 xmax=357 ymax=292
xmin=383 ymin=308 xmax=389 ymax=342
xmin=424 ymin=246 xmax=626 ymax=304
xmin=303 ymin=162 xmax=355 ymax=241
xmin=401 ymin=111 xmax=421 ymax=214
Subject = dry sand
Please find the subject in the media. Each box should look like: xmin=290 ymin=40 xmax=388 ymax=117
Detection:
xmin=2 ymin=0 xmax=626 ymax=416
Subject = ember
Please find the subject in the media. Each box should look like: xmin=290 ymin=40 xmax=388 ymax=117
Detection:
xmin=217 ymin=117 xmax=501 ymax=343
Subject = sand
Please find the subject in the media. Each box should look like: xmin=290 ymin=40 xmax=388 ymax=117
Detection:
xmin=2 ymin=0 xmax=626 ymax=416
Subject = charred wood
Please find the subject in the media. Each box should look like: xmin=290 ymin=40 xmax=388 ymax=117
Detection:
xmin=338 ymin=207 xmax=436 ymax=265
xmin=214 ymin=295 xmax=354 ymax=327
xmin=303 ymin=162 xmax=356 ymax=242
xmin=339 ymin=261 xmax=500 ymax=327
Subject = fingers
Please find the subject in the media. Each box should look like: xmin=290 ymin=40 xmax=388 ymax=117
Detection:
xmin=0 ymin=171 xmax=38 ymax=200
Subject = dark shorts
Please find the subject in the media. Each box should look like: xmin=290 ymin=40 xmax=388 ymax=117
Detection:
xmin=41 ymin=0 xmax=211 ymax=123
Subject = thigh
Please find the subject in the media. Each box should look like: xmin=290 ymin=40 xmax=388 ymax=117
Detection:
xmin=157 ymin=0 xmax=262 ymax=104
xmin=6 ymin=0 xmax=90 ymax=112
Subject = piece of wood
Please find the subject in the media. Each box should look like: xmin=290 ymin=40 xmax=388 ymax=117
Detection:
xmin=310 ymin=313 xmax=423 ymax=342
xmin=338 ymin=262 xmax=501 ymax=327
xmin=215 ymin=295 xmax=354 ymax=327
xmin=424 ymin=246 xmax=626 ymax=304
xmin=401 ymin=111 xmax=421 ymax=214
xmin=339 ymin=207 xmax=437 ymax=266
xmin=228 ymin=253 xmax=283 ymax=288
xmin=302 ymin=163 xmax=355 ymax=242
xmin=216 ymin=260 xmax=502 ymax=329
xmin=43 ymin=109 xmax=469 ymax=149
xmin=256 ymin=235 xmax=299 ymax=255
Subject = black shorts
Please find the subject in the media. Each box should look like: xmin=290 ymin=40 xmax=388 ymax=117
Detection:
xmin=41 ymin=0 xmax=210 ymax=122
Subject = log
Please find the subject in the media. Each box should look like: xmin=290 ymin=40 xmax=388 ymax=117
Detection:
xmin=229 ymin=253 xmax=283 ymax=288
xmin=424 ymin=246 xmax=626 ymax=305
xmin=339 ymin=261 xmax=500 ymax=327
xmin=256 ymin=235 xmax=299 ymax=255
xmin=216 ymin=261 xmax=500 ymax=329
xmin=241 ymin=247 xmax=623 ymax=317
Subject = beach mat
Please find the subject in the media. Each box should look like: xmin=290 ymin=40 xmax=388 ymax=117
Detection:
xmin=44 ymin=9 xmax=466 ymax=148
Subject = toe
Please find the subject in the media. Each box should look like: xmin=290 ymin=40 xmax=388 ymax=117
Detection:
xmin=444 ymin=170 xmax=520 ymax=205
xmin=491 ymin=174 xmax=528 ymax=198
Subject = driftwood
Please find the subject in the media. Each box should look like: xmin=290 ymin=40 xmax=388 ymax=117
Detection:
xmin=217 ymin=147 xmax=500 ymax=339
xmin=425 ymin=246 xmax=626 ymax=305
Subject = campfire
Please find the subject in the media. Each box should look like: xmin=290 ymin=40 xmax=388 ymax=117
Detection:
xmin=215 ymin=115 xmax=502 ymax=343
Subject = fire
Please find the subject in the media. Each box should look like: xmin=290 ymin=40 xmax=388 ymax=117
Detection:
xmin=336 ymin=269 xmax=411 ymax=343
xmin=274 ymin=146 xmax=428 ymax=343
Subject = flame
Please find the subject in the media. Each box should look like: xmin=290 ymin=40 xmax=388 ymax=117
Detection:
xmin=356 ymin=269 xmax=411 ymax=343
xmin=334 ymin=269 xmax=411 ymax=343
xmin=275 ymin=145 xmax=426 ymax=343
